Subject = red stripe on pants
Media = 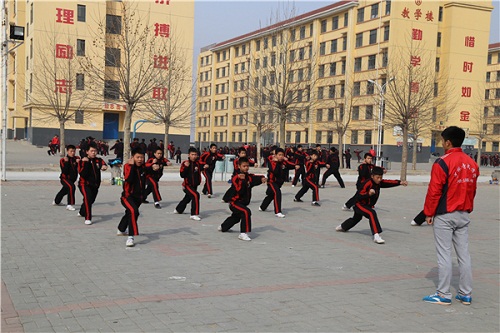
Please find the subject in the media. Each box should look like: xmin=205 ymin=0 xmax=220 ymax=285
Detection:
xmin=355 ymin=203 xmax=380 ymax=234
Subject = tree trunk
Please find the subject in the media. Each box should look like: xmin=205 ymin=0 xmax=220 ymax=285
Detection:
xmin=338 ymin=131 xmax=344 ymax=169
xmin=164 ymin=123 xmax=170 ymax=158
xmin=59 ymin=121 xmax=66 ymax=157
xmin=123 ymin=104 xmax=133 ymax=160
xmin=279 ymin=109 xmax=286 ymax=148
xmin=400 ymin=127 xmax=409 ymax=181
xmin=476 ymin=138 xmax=482 ymax=166
xmin=412 ymin=137 xmax=418 ymax=171
xmin=256 ymin=125 xmax=262 ymax=168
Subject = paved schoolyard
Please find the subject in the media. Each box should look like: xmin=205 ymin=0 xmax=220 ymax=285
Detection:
xmin=1 ymin=178 xmax=498 ymax=332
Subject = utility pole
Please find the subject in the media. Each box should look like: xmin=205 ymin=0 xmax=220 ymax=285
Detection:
xmin=1 ymin=0 xmax=8 ymax=181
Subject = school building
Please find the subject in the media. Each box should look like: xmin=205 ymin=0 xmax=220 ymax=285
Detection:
xmin=195 ymin=0 xmax=495 ymax=162
xmin=483 ymin=42 xmax=500 ymax=152
xmin=3 ymin=0 xmax=194 ymax=148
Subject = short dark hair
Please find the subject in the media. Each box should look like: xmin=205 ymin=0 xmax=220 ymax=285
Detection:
xmin=238 ymin=157 xmax=249 ymax=165
xmin=372 ymin=166 xmax=384 ymax=176
xmin=330 ymin=147 xmax=337 ymax=152
xmin=131 ymin=147 xmax=145 ymax=156
xmin=238 ymin=147 xmax=247 ymax=154
xmin=155 ymin=147 xmax=163 ymax=153
xmin=87 ymin=143 xmax=98 ymax=151
xmin=210 ymin=143 xmax=217 ymax=149
xmin=66 ymin=145 xmax=76 ymax=150
xmin=364 ymin=153 xmax=373 ymax=159
xmin=275 ymin=148 xmax=285 ymax=154
xmin=316 ymin=144 xmax=321 ymax=148
xmin=297 ymin=144 xmax=302 ymax=148
xmin=310 ymin=150 xmax=318 ymax=157
xmin=188 ymin=147 xmax=198 ymax=154
xmin=441 ymin=126 xmax=465 ymax=148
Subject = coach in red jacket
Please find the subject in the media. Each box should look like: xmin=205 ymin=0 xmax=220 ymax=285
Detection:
xmin=422 ymin=126 xmax=479 ymax=306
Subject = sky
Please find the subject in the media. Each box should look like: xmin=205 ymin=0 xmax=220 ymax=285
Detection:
xmin=193 ymin=0 xmax=500 ymax=63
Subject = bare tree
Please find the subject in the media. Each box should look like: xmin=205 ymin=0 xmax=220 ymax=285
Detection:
xmin=382 ymin=40 xmax=455 ymax=180
xmin=30 ymin=30 xmax=93 ymax=156
xmin=140 ymin=36 xmax=195 ymax=157
xmin=82 ymin=1 xmax=171 ymax=159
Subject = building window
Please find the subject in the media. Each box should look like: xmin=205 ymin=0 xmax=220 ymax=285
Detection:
xmin=290 ymin=29 xmax=296 ymax=42
xmin=493 ymin=142 xmax=499 ymax=152
xmin=493 ymin=124 xmax=500 ymax=135
xmin=321 ymin=20 xmax=327 ymax=33
xmin=386 ymin=1 xmax=391 ymax=15
xmin=354 ymin=57 xmax=362 ymax=72
xmin=487 ymin=53 xmax=492 ymax=65
xmin=320 ymin=42 xmax=326 ymax=56
xmin=329 ymin=62 xmax=336 ymax=76
xmin=332 ymin=16 xmax=339 ymax=30
xmin=316 ymin=131 xmax=322 ymax=144
xmin=382 ymin=51 xmax=388 ymax=67
xmin=434 ymin=83 xmax=439 ymax=97
xmin=319 ymin=64 xmax=325 ymax=78
xmin=497 ymin=70 xmax=500 ymax=81
xmin=264 ymin=37 xmax=268 ymax=49
xmin=76 ymin=39 xmax=85 ymax=56
xmin=105 ymin=47 xmax=120 ymax=67
xmin=485 ymin=89 xmax=489 ymax=99
xmin=298 ymin=47 xmax=305 ymax=60
xmin=438 ymin=6 xmax=443 ymax=21
xmin=369 ymin=29 xmax=377 ymax=44
xmin=328 ymin=85 xmax=335 ymax=99
xmin=496 ymin=89 xmax=500 ymax=99
xmin=356 ymin=33 xmax=363 ymax=47
xmin=327 ymin=131 xmax=333 ymax=144
xmin=436 ymin=58 xmax=440 ymax=72
xmin=295 ymin=131 xmax=301 ymax=143
xmin=368 ymin=55 xmax=376 ymax=69
xmin=75 ymin=110 xmax=84 ymax=124
xmin=367 ymin=81 xmax=374 ymax=94
xmin=364 ymin=130 xmax=372 ymax=144
xmin=371 ymin=4 xmax=379 ymax=19
xmin=299 ymin=26 xmax=306 ymax=39
xmin=77 ymin=5 xmax=86 ymax=22
xmin=384 ymin=25 xmax=390 ymax=41
xmin=353 ymin=82 xmax=361 ymax=96
xmin=318 ymin=87 xmax=324 ymax=99
xmin=484 ymin=107 xmax=489 ymax=118
xmin=328 ymin=108 xmax=334 ymax=121
xmin=366 ymin=105 xmax=373 ymax=119
xmin=30 ymin=38 xmax=33 ymax=59
xmin=104 ymin=80 xmax=120 ymax=100
xmin=30 ymin=3 xmax=33 ymax=24
xmin=341 ymin=60 xmax=346 ymax=74
xmin=331 ymin=39 xmax=338 ymax=53
xmin=357 ymin=8 xmax=364 ymax=23
xmin=272 ymin=35 xmax=277 ymax=47
xmin=106 ymin=15 xmax=122 ymax=34
xmin=76 ymin=73 xmax=84 ymax=90
xmin=352 ymin=106 xmax=359 ymax=120
xmin=495 ymin=106 xmax=500 ymax=116
xmin=316 ymin=109 xmax=323 ymax=122
xmin=344 ymin=12 xmax=349 ymax=26
xmin=351 ymin=130 xmax=358 ymax=144
xmin=437 ymin=32 xmax=441 ymax=47
xmin=256 ymin=40 xmax=260 ymax=51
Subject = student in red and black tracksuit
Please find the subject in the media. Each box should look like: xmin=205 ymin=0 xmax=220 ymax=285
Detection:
xmin=117 ymin=148 xmax=158 ymax=247
xmin=175 ymin=147 xmax=203 ymax=220
xmin=77 ymin=143 xmax=107 ymax=225
xmin=285 ymin=146 xmax=295 ymax=182
xmin=218 ymin=157 xmax=266 ymax=241
xmin=336 ymin=166 xmax=407 ymax=244
xmin=53 ymin=145 xmax=80 ymax=211
xmin=232 ymin=147 xmax=247 ymax=176
xmin=200 ymin=143 xmax=225 ymax=197
xmin=321 ymin=147 xmax=345 ymax=188
xmin=292 ymin=145 xmax=308 ymax=186
xmin=294 ymin=150 xmax=327 ymax=206
xmin=260 ymin=148 xmax=298 ymax=218
xmin=343 ymin=153 xmax=376 ymax=210
xmin=143 ymin=148 xmax=171 ymax=209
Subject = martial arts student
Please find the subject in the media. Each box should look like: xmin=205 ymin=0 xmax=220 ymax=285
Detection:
xmin=294 ymin=150 xmax=327 ymax=206
xmin=200 ymin=144 xmax=225 ymax=198
xmin=144 ymin=147 xmax=171 ymax=209
xmin=53 ymin=145 xmax=80 ymax=211
xmin=174 ymin=147 xmax=203 ymax=221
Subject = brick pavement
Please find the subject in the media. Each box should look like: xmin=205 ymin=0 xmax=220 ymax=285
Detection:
xmin=1 ymin=180 xmax=499 ymax=332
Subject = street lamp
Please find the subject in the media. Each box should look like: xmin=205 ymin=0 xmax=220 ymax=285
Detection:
xmin=368 ymin=77 xmax=394 ymax=167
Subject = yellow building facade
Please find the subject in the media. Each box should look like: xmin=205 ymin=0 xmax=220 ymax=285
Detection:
xmin=5 ymin=0 xmax=194 ymax=147
xmin=195 ymin=0 xmax=493 ymax=162
xmin=483 ymin=42 xmax=500 ymax=152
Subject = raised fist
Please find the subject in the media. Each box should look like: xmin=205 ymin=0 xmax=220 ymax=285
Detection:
xmin=238 ymin=173 xmax=246 ymax=180
xmin=369 ymin=189 xmax=376 ymax=196
xmin=184 ymin=161 xmax=190 ymax=167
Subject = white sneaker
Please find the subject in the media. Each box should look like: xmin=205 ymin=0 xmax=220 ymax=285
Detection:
xmin=259 ymin=207 xmax=266 ymax=212
xmin=126 ymin=237 xmax=135 ymax=247
xmin=173 ymin=209 xmax=181 ymax=214
xmin=52 ymin=201 xmax=63 ymax=206
xmin=66 ymin=205 xmax=76 ymax=211
xmin=342 ymin=205 xmax=351 ymax=211
xmin=238 ymin=233 xmax=251 ymax=241
xmin=117 ymin=229 xmax=127 ymax=236
xmin=410 ymin=220 xmax=419 ymax=226
xmin=84 ymin=220 xmax=92 ymax=225
xmin=373 ymin=233 xmax=385 ymax=244
xmin=207 ymin=194 xmax=212 ymax=198
xmin=275 ymin=212 xmax=286 ymax=218
xmin=217 ymin=225 xmax=222 ymax=232
xmin=291 ymin=185 xmax=295 ymax=187
xmin=190 ymin=215 xmax=201 ymax=221
xmin=77 ymin=213 xmax=82 ymax=217
xmin=336 ymin=225 xmax=344 ymax=232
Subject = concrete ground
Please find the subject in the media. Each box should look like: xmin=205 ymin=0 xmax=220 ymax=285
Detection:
xmin=1 ymin=178 xmax=499 ymax=332
xmin=1 ymin=139 xmax=499 ymax=332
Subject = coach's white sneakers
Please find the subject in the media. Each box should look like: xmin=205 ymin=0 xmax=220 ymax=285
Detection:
xmin=275 ymin=213 xmax=286 ymax=218
xmin=190 ymin=215 xmax=201 ymax=221
xmin=373 ymin=233 xmax=385 ymax=244
xmin=238 ymin=233 xmax=251 ymax=241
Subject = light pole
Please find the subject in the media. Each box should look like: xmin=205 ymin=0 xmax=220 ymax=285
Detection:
xmin=368 ymin=77 xmax=394 ymax=167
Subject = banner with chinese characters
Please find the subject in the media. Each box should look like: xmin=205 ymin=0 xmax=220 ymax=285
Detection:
xmin=103 ymin=103 xmax=127 ymax=111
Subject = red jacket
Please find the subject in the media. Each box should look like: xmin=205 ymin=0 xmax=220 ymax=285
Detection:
xmin=424 ymin=148 xmax=479 ymax=217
